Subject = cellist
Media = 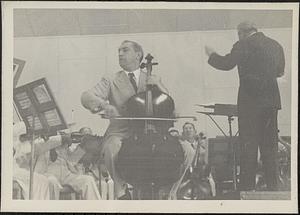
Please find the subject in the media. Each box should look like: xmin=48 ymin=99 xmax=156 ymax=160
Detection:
xmin=81 ymin=40 xmax=169 ymax=199
xmin=170 ymin=122 xmax=216 ymax=200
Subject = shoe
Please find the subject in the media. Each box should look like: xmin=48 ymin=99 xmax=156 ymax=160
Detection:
xmin=118 ymin=191 xmax=132 ymax=200
xmin=118 ymin=185 xmax=132 ymax=200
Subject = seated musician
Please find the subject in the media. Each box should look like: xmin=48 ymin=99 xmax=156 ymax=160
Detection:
xmin=168 ymin=127 xmax=180 ymax=137
xmin=46 ymin=130 xmax=102 ymax=200
xmin=81 ymin=40 xmax=191 ymax=199
xmin=13 ymin=121 xmax=68 ymax=200
xmin=169 ymin=122 xmax=216 ymax=199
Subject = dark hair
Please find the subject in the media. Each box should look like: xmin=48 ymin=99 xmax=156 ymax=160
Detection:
xmin=122 ymin=40 xmax=144 ymax=62
xmin=182 ymin=122 xmax=196 ymax=131
xmin=169 ymin=129 xmax=179 ymax=134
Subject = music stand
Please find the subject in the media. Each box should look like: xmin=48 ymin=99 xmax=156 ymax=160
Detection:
xmin=196 ymin=104 xmax=239 ymax=191
xmin=14 ymin=78 xmax=67 ymax=199
xmin=13 ymin=58 xmax=26 ymax=121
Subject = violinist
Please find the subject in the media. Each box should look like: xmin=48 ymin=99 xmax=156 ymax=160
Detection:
xmin=13 ymin=121 xmax=70 ymax=200
xmin=46 ymin=129 xmax=102 ymax=200
xmin=81 ymin=40 xmax=169 ymax=199
xmin=14 ymin=122 xmax=101 ymax=200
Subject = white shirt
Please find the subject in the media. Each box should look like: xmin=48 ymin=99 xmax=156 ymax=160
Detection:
xmin=191 ymin=140 xmax=198 ymax=150
xmin=124 ymin=68 xmax=141 ymax=87
xmin=247 ymin=31 xmax=257 ymax=38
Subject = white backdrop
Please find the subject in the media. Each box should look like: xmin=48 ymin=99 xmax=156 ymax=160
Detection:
xmin=13 ymin=28 xmax=292 ymax=138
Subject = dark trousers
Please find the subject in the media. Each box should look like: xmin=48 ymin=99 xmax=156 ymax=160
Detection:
xmin=238 ymin=106 xmax=279 ymax=191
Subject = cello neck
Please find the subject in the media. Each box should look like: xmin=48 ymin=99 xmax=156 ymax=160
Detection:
xmin=193 ymin=133 xmax=206 ymax=167
xmin=145 ymin=57 xmax=153 ymax=117
xmin=143 ymin=54 xmax=156 ymax=133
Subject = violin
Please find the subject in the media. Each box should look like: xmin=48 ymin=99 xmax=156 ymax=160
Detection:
xmin=57 ymin=131 xmax=104 ymax=168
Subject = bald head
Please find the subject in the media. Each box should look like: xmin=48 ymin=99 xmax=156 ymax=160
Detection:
xmin=237 ymin=21 xmax=258 ymax=40
xmin=79 ymin=127 xmax=93 ymax=135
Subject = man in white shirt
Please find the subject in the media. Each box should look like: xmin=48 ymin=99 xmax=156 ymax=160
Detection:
xmin=13 ymin=121 xmax=69 ymax=200
xmin=46 ymin=138 xmax=102 ymax=200
xmin=169 ymin=122 xmax=216 ymax=199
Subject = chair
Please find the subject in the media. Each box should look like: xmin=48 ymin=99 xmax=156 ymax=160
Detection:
xmin=59 ymin=184 xmax=82 ymax=200
xmin=13 ymin=180 xmax=24 ymax=199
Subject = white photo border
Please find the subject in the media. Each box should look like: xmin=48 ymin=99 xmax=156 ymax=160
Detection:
xmin=1 ymin=1 xmax=298 ymax=213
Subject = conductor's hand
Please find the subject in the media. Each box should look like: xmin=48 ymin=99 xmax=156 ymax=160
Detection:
xmin=102 ymin=105 xmax=120 ymax=119
xmin=147 ymin=74 xmax=161 ymax=86
xmin=205 ymin=46 xmax=216 ymax=57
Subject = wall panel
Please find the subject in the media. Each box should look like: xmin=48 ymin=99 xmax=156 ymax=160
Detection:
xmin=13 ymin=28 xmax=292 ymax=137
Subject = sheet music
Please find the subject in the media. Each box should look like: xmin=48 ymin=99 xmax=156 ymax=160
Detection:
xmin=15 ymin=92 xmax=32 ymax=109
xmin=44 ymin=109 xmax=62 ymax=126
xmin=26 ymin=115 xmax=43 ymax=130
xmin=33 ymin=84 xmax=51 ymax=104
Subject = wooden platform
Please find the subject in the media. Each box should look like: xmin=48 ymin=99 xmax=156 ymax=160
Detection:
xmin=240 ymin=191 xmax=291 ymax=200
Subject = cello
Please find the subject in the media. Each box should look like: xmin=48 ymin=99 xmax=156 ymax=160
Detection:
xmin=116 ymin=54 xmax=185 ymax=199
xmin=177 ymin=133 xmax=213 ymax=200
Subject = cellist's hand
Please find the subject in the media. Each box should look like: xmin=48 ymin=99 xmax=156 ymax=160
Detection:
xmin=146 ymin=74 xmax=161 ymax=86
xmin=102 ymin=105 xmax=120 ymax=118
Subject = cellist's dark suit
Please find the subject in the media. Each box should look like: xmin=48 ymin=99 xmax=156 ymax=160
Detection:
xmin=208 ymin=32 xmax=285 ymax=191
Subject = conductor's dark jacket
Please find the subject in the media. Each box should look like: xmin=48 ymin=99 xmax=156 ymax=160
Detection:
xmin=208 ymin=32 xmax=285 ymax=110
